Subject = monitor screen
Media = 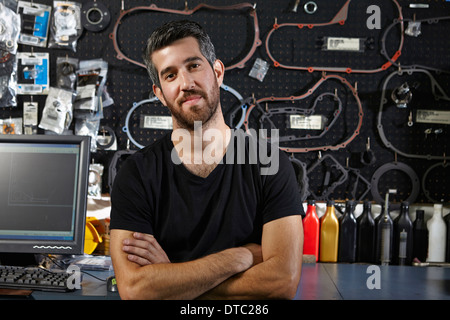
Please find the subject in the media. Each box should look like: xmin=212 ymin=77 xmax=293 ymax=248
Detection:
xmin=0 ymin=134 xmax=90 ymax=255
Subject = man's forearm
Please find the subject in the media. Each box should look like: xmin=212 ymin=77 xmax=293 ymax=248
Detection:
xmin=199 ymin=217 xmax=303 ymax=300
xmin=115 ymin=246 xmax=253 ymax=300
xmin=198 ymin=255 xmax=301 ymax=300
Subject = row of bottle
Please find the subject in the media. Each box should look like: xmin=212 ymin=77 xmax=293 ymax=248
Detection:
xmin=302 ymin=199 xmax=449 ymax=265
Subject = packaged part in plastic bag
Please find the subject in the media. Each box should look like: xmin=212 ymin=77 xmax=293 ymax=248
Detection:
xmin=0 ymin=116 xmax=22 ymax=134
xmin=38 ymin=86 xmax=74 ymax=134
xmin=75 ymin=117 xmax=99 ymax=152
xmin=88 ymin=162 xmax=104 ymax=199
xmin=56 ymin=56 xmax=78 ymax=90
xmin=49 ymin=1 xmax=82 ymax=52
xmin=74 ymin=59 xmax=107 ymax=119
xmin=0 ymin=2 xmax=20 ymax=54
xmin=0 ymin=52 xmax=17 ymax=107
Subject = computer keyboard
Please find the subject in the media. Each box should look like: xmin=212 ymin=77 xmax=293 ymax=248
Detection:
xmin=0 ymin=265 xmax=75 ymax=292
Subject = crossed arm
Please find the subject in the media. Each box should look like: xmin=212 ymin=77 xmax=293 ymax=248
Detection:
xmin=110 ymin=215 xmax=303 ymax=300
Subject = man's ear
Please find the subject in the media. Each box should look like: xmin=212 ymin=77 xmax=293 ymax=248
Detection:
xmin=153 ymin=84 xmax=166 ymax=106
xmin=213 ymin=59 xmax=225 ymax=87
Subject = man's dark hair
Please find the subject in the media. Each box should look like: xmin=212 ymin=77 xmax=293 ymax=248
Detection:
xmin=143 ymin=20 xmax=216 ymax=88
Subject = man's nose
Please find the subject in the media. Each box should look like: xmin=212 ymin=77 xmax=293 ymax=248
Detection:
xmin=180 ymin=70 xmax=195 ymax=91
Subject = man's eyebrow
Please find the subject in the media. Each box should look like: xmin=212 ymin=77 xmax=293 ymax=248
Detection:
xmin=159 ymin=56 xmax=204 ymax=77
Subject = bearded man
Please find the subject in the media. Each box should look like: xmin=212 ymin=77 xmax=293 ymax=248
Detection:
xmin=109 ymin=20 xmax=304 ymax=300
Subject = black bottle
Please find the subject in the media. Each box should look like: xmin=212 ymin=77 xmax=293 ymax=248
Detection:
xmin=393 ymin=202 xmax=414 ymax=265
xmin=357 ymin=201 xmax=376 ymax=263
xmin=376 ymin=204 xmax=393 ymax=265
xmin=338 ymin=200 xmax=357 ymax=263
xmin=413 ymin=210 xmax=428 ymax=262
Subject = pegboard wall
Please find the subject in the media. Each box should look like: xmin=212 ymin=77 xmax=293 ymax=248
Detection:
xmin=1 ymin=0 xmax=450 ymax=205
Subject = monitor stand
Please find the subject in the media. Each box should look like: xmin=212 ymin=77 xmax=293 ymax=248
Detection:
xmin=0 ymin=253 xmax=38 ymax=267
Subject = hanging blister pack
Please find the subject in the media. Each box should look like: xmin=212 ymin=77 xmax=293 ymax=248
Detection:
xmin=49 ymin=1 xmax=82 ymax=51
xmin=17 ymin=51 xmax=49 ymax=94
xmin=23 ymin=99 xmax=38 ymax=134
xmin=17 ymin=1 xmax=51 ymax=47
xmin=38 ymin=86 xmax=74 ymax=134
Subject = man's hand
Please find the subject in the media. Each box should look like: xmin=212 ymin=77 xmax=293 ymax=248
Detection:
xmin=122 ymin=232 xmax=170 ymax=266
xmin=111 ymin=229 xmax=255 ymax=299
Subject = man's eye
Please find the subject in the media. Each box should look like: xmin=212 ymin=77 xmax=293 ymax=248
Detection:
xmin=166 ymin=73 xmax=175 ymax=80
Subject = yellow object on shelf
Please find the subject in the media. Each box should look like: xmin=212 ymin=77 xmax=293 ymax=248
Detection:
xmin=84 ymin=217 xmax=103 ymax=254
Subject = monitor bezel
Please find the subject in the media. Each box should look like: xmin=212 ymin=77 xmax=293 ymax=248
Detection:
xmin=0 ymin=134 xmax=90 ymax=255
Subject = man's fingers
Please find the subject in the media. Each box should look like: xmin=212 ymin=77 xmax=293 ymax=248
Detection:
xmin=127 ymin=253 xmax=151 ymax=266
xmin=122 ymin=232 xmax=171 ymax=264
xmin=133 ymin=233 xmax=170 ymax=263
xmin=123 ymin=244 xmax=152 ymax=262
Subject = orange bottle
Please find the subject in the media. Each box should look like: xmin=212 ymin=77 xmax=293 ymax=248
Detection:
xmin=319 ymin=200 xmax=339 ymax=262
xmin=302 ymin=200 xmax=320 ymax=261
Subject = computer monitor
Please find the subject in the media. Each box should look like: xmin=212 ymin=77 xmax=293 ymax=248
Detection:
xmin=0 ymin=134 xmax=90 ymax=263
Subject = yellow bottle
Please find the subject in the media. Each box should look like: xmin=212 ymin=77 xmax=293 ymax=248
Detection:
xmin=319 ymin=200 xmax=339 ymax=262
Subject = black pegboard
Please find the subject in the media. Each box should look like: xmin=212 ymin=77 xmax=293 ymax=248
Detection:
xmin=1 ymin=0 xmax=449 ymax=204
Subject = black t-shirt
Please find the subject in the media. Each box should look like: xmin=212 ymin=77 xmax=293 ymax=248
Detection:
xmin=110 ymin=130 xmax=303 ymax=262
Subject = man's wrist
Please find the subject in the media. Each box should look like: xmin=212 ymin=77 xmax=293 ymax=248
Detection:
xmin=223 ymin=246 xmax=253 ymax=273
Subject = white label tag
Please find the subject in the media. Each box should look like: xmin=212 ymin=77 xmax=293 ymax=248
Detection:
xmin=290 ymin=115 xmax=324 ymax=130
xmin=416 ymin=110 xmax=450 ymax=125
xmin=142 ymin=116 xmax=173 ymax=129
xmin=326 ymin=37 xmax=361 ymax=52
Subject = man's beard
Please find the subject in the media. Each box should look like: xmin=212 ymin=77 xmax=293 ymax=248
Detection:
xmin=164 ymin=82 xmax=221 ymax=131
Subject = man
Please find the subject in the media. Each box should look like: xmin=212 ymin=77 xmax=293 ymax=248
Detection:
xmin=110 ymin=20 xmax=304 ymax=300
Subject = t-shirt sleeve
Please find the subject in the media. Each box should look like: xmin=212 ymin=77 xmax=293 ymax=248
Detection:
xmin=260 ymin=149 xmax=304 ymax=224
xmin=109 ymin=154 xmax=154 ymax=235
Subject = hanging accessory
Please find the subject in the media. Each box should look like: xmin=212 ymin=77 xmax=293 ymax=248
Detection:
xmin=110 ymin=2 xmax=261 ymax=71
xmin=81 ymin=1 xmax=111 ymax=32
xmin=304 ymin=1 xmax=317 ymax=14
xmin=370 ymin=161 xmax=420 ymax=209
xmin=265 ymin=0 xmax=404 ymax=73
xmin=421 ymin=160 xmax=449 ymax=203
xmin=377 ymin=68 xmax=450 ymax=161
xmin=306 ymin=152 xmax=348 ymax=201
xmin=391 ymin=82 xmax=412 ymax=108
xmin=244 ymin=74 xmax=363 ymax=153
